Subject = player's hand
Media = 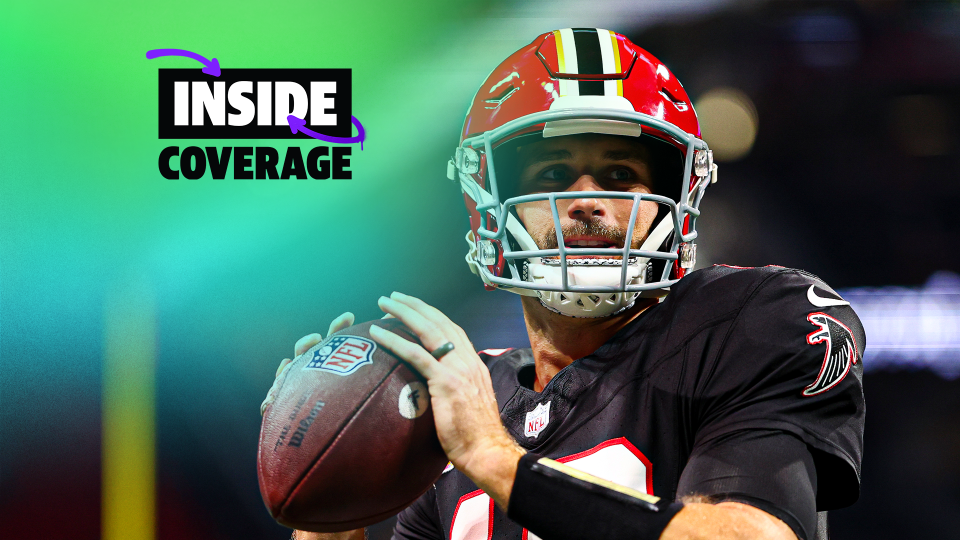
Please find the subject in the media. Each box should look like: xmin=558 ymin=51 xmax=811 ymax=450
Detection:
xmin=369 ymin=292 xmax=525 ymax=507
xmin=260 ymin=312 xmax=355 ymax=415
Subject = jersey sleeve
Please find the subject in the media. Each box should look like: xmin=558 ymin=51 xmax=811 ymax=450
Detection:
xmin=692 ymin=269 xmax=865 ymax=511
xmin=677 ymin=429 xmax=819 ymax=539
xmin=392 ymin=486 xmax=444 ymax=540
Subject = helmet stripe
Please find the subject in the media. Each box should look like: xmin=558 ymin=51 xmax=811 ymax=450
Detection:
xmin=597 ymin=28 xmax=619 ymax=97
xmin=611 ymin=31 xmax=624 ymax=97
xmin=556 ymin=28 xmax=579 ymax=97
xmin=571 ymin=28 xmax=603 ymax=95
xmin=553 ymin=30 xmax=567 ymax=73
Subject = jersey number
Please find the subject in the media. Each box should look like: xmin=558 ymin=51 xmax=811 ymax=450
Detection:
xmin=449 ymin=437 xmax=654 ymax=540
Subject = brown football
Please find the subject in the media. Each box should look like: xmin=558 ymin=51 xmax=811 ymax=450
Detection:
xmin=257 ymin=319 xmax=448 ymax=532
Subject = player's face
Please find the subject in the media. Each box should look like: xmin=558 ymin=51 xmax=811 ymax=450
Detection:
xmin=513 ymin=134 xmax=660 ymax=257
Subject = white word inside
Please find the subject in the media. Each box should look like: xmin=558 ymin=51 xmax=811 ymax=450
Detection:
xmin=173 ymin=81 xmax=336 ymax=127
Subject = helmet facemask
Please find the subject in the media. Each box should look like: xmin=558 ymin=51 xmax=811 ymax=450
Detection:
xmin=453 ymin=108 xmax=715 ymax=318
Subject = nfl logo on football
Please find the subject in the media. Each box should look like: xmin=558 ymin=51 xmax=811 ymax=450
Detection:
xmin=303 ymin=336 xmax=375 ymax=376
xmin=524 ymin=401 xmax=551 ymax=439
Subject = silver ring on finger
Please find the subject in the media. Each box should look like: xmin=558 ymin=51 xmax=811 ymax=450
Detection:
xmin=430 ymin=341 xmax=455 ymax=359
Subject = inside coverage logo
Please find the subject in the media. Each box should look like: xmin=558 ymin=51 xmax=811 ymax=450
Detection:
xmin=149 ymin=49 xmax=365 ymax=180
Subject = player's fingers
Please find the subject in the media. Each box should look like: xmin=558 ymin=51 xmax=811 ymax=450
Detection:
xmin=381 ymin=313 xmax=395 ymax=319
xmin=377 ymin=296 xmax=447 ymax=351
xmin=389 ymin=292 xmax=459 ymax=335
xmin=295 ymin=333 xmax=324 ymax=357
xmin=261 ymin=358 xmax=294 ymax=415
xmin=381 ymin=294 xmax=476 ymax=373
xmin=388 ymin=292 xmax=471 ymax=352
xmin=368 ymin=324 xmax=438 ymax=379
xmin=448 ymin=323 xmax=473 ymax=352
xmin=260 ymin=389 xmax=278 ymax=416
xmin=389 ymin=291 xmax=438 ymax=314
xmin=260 ymin=395 xmax=273 ymax=416
xmin=385 ymin=293 xmax=476 ymax=372
xmin=327 ymin=312 xmax=355 ymax=337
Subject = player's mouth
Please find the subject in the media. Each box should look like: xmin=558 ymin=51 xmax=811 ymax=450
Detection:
xmin=561 ymin=236 xmax=623 ymax=259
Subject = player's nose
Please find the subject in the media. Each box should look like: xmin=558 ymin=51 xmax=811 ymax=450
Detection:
xmin=566 ymin=175 xmax=606 ymax=219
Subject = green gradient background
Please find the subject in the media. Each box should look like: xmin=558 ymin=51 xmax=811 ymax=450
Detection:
xmin=0 ymin=0 xmax=531 ymax=383
xmin=0 ymin=1 xmax=536 ymax=534
xmin=2 ymin=0 xmax=486 ymax=333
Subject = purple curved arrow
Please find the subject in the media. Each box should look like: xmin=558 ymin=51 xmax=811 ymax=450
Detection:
xmin=146 ymin=48 xmax=220 ymax=76
xmin=287 ymin=115 xmax=366 ymax=150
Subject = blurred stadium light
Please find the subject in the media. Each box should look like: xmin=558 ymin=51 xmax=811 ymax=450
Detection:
xmin=695 ymin=87 xmax=759 ymax=161
xmin=841 ymin=271 xmax=960 ymax=379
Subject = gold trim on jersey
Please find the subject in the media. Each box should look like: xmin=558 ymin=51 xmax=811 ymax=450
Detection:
xmin=536 ymin=457 xmax=662 ymax=505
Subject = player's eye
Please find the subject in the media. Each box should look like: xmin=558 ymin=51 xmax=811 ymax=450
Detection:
xmin=604 ymin=166 xmax=652 ymax=191
xmin=539 ymin=167 xmax=572 ymax=183
xmin=516 ymin=165 xmax=573 ymax=195
xmin=608 ymin=168 xmax=633 ymax=182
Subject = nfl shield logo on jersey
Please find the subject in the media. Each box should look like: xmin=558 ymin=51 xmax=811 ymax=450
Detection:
xmin=303 ymin=335 xmax=376 ymax=376
xmin=524 ymin=401 xmax=551 ymax=438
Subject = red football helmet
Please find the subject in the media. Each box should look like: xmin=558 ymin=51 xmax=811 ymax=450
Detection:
xmin=447 ymin=28 xmax=717 ymax=317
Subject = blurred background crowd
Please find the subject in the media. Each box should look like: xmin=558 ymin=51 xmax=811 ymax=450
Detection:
xmin=1 ymin=0 xmax=958 ymax=539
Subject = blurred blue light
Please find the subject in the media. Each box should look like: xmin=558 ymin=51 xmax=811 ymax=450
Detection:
xmin=840 ymin=271 xmax=960 ymax=379
xmin=789 ymin=12 xmax=861 ymax=68
xmin=790 ymin=13 xmax=859 ymax=43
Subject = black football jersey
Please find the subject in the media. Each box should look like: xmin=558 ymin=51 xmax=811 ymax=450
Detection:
xmin=394 ymin=265 xmax=865 ymax=540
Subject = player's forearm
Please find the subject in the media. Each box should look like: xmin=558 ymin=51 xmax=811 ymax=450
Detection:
xmin=292 ymin=528 xmax=364 ymax=540
xmin=660 ymin=502 xmax=796 ymax=540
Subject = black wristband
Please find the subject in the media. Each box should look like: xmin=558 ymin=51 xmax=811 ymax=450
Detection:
xmin=508 ymin=453 xmax=683 ymax=540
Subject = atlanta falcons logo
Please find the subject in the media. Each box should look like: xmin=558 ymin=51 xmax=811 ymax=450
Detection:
xmin=803 ymin=312 xmax=860 ymax=396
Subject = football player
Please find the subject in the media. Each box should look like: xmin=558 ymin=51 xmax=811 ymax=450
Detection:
xmin=265 ymin=29 xmax=864 ymax=540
